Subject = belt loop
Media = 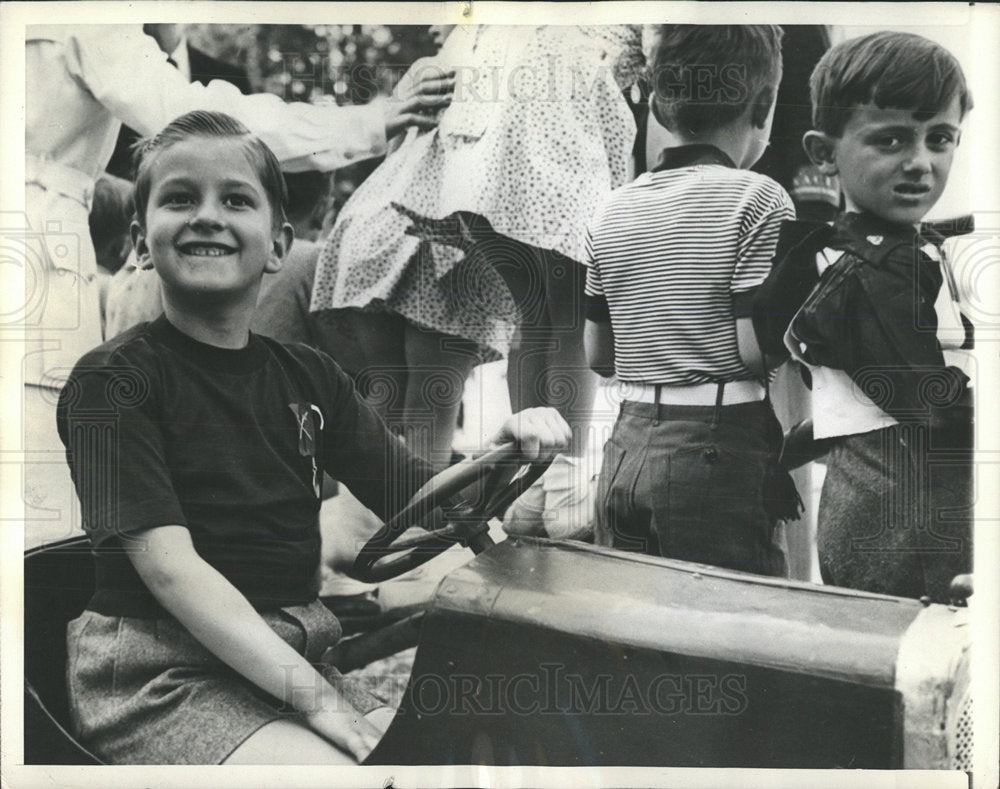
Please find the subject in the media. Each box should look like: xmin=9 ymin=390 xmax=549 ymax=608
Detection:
xmin=653 ymin=384 xmax=662 ymax=426
xmin=711 ymin=382 xmax=725 ymax=430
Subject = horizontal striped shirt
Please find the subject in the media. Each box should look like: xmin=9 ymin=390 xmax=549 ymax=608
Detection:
xmin=585 ymin=147 xmax=794 ymax=385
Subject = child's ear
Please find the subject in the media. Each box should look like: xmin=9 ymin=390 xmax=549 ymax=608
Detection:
xmin=750 ymin=86 xmax=776 ymax=130
xmin=130 ymin=220 xmax=155 ymax=271
xmin=649 ymin=96 xmax=672 ymax=134
xmin=265 ymin=223 xmax=294 ymax=274
xmin=803 ymin=131 xmax=839 ymax=176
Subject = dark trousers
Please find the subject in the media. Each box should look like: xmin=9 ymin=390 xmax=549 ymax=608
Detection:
xmin=594 ymin=401 xmax=787 ymax=577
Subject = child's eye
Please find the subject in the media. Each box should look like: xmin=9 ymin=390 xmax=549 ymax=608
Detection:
xmin=927 ymin=132 xmax=956 ymax=149
xmin=162 ymin=193 xmax=194 ymax=206
xmin=224 ymin=194 xmax=255 ymax=209
xmin=873 ymin=135 xmax=903 ymax=150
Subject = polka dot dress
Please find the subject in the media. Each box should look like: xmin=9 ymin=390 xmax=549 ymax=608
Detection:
xmin=311 ymin=25 xmax=641 ymax=360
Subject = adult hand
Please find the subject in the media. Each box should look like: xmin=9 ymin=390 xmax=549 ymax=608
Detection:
xmin=493 ymin=407 xmax=572 ymax=462
xmin=383 ymin=57 xmax=455 ymax=138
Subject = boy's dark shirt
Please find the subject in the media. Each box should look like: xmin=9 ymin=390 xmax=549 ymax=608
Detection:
xmin=754 ymin=211 xmax=974 ymax=430
xmin=57 ymin=315 xmax=435 ymax=615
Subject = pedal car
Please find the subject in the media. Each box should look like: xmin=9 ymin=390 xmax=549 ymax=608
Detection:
xmin=24 ymin=446 xmax=972 ymax=769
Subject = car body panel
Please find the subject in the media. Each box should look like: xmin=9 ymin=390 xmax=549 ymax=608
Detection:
xmin=24 ymin=535 xmax=970 ymax=770
xmin=366 ymin=538 xmax=962 ymax=767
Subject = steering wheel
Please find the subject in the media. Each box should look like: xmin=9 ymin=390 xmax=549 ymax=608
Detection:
xmin=350 ymin=443 xmax=553 ymax=583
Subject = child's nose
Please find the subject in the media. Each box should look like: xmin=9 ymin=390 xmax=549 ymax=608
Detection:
xmin=188 ymin=199 xmax=225 ymax=230
xmin=903 ymin=142 xmax=934 ymax=174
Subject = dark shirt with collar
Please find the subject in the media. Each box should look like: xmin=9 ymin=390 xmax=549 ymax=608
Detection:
xmin=756 ymin=211 xmax=974 ymax=429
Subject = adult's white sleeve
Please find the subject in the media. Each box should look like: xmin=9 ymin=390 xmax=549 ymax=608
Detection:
xmin=63 ymin=25 xmax=387 ymax=171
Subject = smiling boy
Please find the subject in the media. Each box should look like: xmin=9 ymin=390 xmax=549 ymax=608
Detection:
xmin=56 ymin=111 xmax=570 ymax=765
xmin=756 ymin=32 xmax=975 ymax=601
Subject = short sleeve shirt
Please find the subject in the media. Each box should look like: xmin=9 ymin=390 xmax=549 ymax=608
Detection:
xmin=56 ymin=316 xmax=434 ymax=610
xmin=584 ymin=145 xmax=794 ymax=385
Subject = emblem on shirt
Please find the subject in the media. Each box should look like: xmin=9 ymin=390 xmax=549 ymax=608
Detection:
xmin=289 ymin=402 xmax=325 ymax=498
xmin=866 ymin=235 xmax=884 ymax=246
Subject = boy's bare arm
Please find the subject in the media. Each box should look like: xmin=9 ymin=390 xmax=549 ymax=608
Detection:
xmin=125 ymin=525 xmax=381 ymax=761
xmin=585 ymin=319 xmax=616 ymax=378
xmin=736 ymin=316 xmax=769 ymax=377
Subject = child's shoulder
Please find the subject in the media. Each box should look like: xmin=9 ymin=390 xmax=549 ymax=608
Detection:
xmin=589 ymin=168 xmax=792 ymax=245
xmin=714 ymin=168 xmax=793 ymax=209
xmin=72 ymin=319 xmax=160 ymax=372
xmin=254 ymin=332 xmax=330 ymax=369
xmin=260 ymin=335 xmax=329 ymax=378
xmin=61 ymin=322 xmax=165 ymax=412
xmin=829 ymin=212 xmax=926 ymax=269
xmin=253 ymin=333 xmax=354 ymax=392
xmin=613 ymin=166 xmax=789 ymax=207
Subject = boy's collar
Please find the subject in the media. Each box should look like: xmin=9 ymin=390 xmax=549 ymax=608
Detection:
xmin=152 ymin=314 xmax=267 ymax=375
xmin=838 ymin=211 xmax=974 ymax=248
xmin=774 ymin=211 xmax=975 ymax=271
xmin=651 ymin=144 xmax=737 ymax=172
xmin=823 ymin=211 xmax=975 ymax=270
xmin=838 ymin=211 xmax=918 ymax=243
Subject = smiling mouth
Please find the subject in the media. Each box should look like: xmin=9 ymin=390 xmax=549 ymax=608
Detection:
xmin=177 ymin=242 xmax=237 ymax=257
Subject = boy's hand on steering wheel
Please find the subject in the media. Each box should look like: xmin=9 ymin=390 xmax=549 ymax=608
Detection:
xmin=493 ymin=407 xmax=571 ymax=462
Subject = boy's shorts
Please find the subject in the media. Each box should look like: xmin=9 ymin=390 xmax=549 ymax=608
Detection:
xmin=818 ymin=425 xmax=972 ymax=603
xmin=66 ymin=598 xmax=381 ymax=764
xmin=594 ymin=400 xmax=787 ymax=577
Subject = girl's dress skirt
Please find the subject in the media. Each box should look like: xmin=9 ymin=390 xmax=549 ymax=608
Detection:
xmin=310 ymin=25 xmax=641 ymax=360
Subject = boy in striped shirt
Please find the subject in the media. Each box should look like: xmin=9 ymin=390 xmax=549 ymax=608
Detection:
xmin=584 ymin=25 xmax=793 ymax=576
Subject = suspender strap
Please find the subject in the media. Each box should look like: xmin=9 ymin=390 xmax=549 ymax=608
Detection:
xmin=940 ymin=248 xmax=961 ymax=302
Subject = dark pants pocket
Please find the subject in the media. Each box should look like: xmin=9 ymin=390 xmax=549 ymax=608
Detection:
xmin=595 ymin=437 xmax=650 ymax=552
xmin=648 ymin=446 xmax=764 ymax=572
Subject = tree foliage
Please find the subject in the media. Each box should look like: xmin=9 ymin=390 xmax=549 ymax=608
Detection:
xmin=186 ymin=24 xmax=435 ymax=103
xmin=184 ymin=23 xmax=437 ymax=220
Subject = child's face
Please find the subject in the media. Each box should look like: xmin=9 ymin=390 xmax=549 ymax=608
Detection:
xmin=818 ymin=97 xmax=963 ymax=226
xmin=133 ymin=137 xmax=287 ymax=301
